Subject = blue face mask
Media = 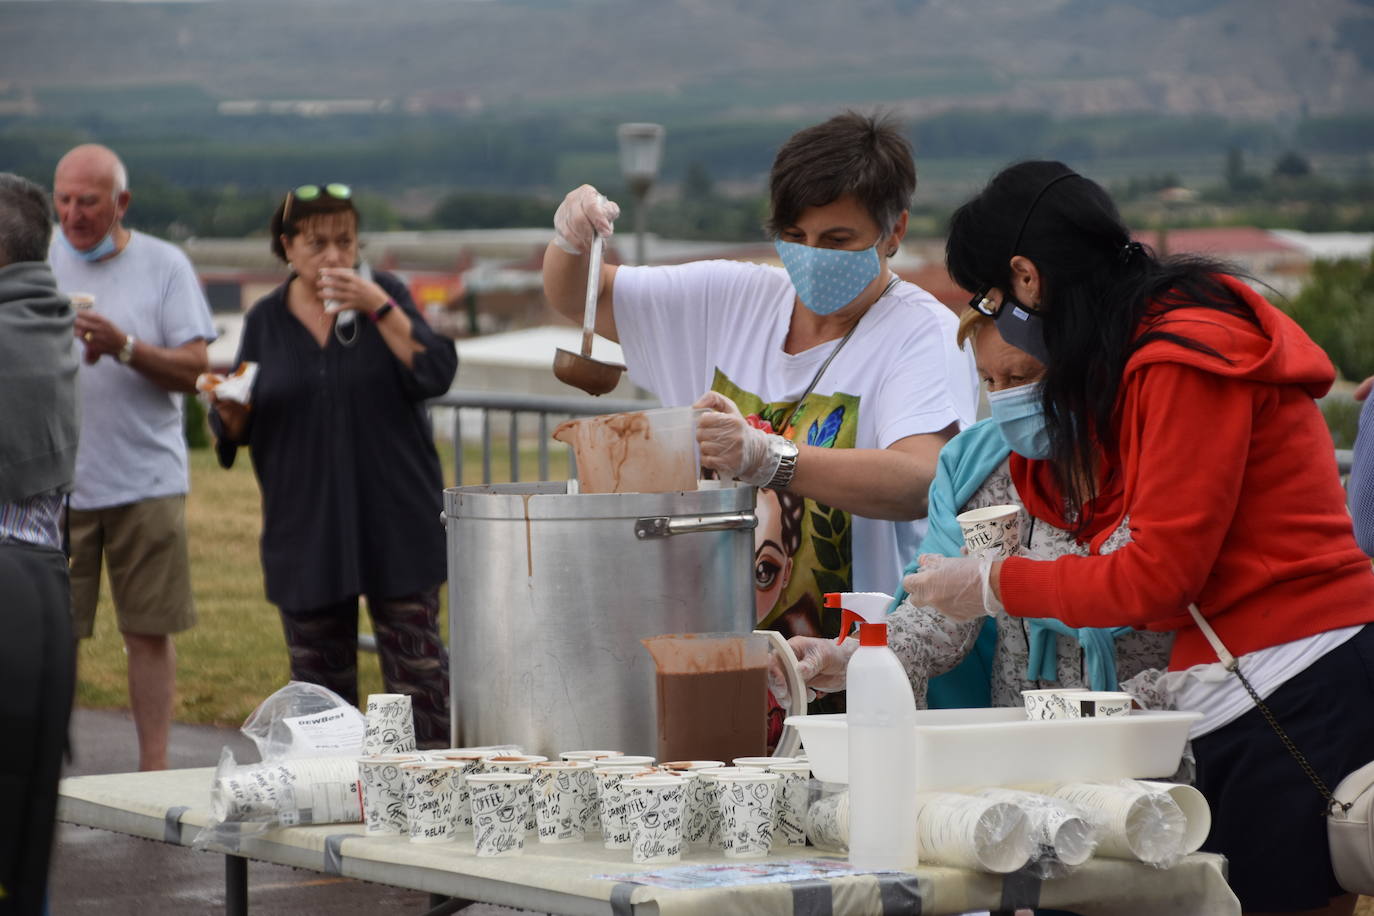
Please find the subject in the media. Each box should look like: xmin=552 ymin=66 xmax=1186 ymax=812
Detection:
xmin=774 ymin=239 xmax=882 ymax=316
xmin=994 ymin=294 xmax=1049 ymax=364
xmin=60 ymin=216 xmax=119 ymax=262
xmin=987 ymin=381 xmax=1052 ymax=459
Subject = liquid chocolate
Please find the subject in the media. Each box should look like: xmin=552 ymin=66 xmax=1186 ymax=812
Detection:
xmin=655 ymin=666 xmax=767 ymax=763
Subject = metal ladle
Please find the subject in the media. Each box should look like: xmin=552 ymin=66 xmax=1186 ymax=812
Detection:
xmin=552 ymin=234 xmax=626 ymax=396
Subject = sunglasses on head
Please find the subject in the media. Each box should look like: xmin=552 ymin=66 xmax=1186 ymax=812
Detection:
xmin=283 ymin=183 xmax=352 ymax=222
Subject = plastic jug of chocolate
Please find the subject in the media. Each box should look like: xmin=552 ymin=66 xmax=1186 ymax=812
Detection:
xmin=552 ymin=406 xmax=702 ymax=494
xmin=641 ymin=632 xmax=769 ymax=764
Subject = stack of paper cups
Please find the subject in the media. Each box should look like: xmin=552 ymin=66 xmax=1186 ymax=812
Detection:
xmin=978 ymin=787 xmax=1097 ymax=868
xmin=914 ymin=792 xmax=1035 ymax=873
xmin=363 ymin=693 xmax=416 ymax=755
xmin=211 ymin=756 xmax=362 ymax=827
xmin=1048 ymin=782 xmax=1186 ymax=866
xmin=805 ymin=785 xmax=849 ymax=853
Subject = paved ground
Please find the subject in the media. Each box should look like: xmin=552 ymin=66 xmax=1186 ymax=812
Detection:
xmin=51 ymin=708 xmax=535 ymax=915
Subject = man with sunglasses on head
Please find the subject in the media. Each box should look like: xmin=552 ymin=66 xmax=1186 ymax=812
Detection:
xmin=49 ymin=143 xmax=216 ymax=772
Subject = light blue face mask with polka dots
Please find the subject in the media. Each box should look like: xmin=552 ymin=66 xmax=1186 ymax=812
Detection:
xmin=773 ymin=239 xmax=882 ymax=316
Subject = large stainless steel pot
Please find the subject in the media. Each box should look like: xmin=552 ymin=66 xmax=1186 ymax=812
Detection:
xmin=444 ymin=481 xmax=756 ymax=757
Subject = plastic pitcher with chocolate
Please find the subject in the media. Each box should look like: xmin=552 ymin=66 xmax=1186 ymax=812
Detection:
xmin=552 ymin=407 xmax=701 ymax=494
xmin=641 ymin=632 xmax=768 ymax=764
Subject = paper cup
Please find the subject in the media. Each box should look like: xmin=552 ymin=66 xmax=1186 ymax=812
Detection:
xmin=604 ymin=755 xmax=655 ymax=768
xmin=1049 ymin=783 xmax=1186 ymax=865
xmin=716 ymin=770 xmax=780 ymax=858
xmin=363 ymin=694 xmax=416 ymax=755
xmin=1022 ymin=687 xmax=1090 ymax=720
xmin=357 ymin=753 xmax=422 ymax=835
xmin=594 ymin=765 xmax=656 ymax=849
xmin=426 ymin=752 xmax=486 ymax=833
xmin=696 ymin=767 xmax=747 ymax=849
xmin=1140 ymin=781 xmax=1211 ymax=854
xmin=480 ymin=755 xmax=547 ymax=833
xmin=626 ymin=774 xmax=688 ymax=864
xmin=658 ymin=762 xmax=724 ymax=846
xmin=731 ymin=756 xmax=797 ymax=770
xmin=401 ymin=763 xmax=457 ymax=843
xmin=769 ymin=762 xmax=812 ymax=847
xmin=660 ymin=760 xmax=725 ymax=772
xmin=956 ymin=504 xmax=1022 ymax=560
xmin=69 ymin=292 xmax=96 ymax=311
xmin=467 ymin=772 xmax=533 ymax=857
xmin=559 ymin=750 xmax=624 ymax=762
xmin=914 ymin=792 xmax=1034 ymax=873
xmin=531 ymin=761 xmax=594 ymax=844
xmin=1061 ymin=691 xmax=1134 ymax=719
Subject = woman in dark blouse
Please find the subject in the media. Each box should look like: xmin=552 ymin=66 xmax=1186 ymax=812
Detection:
xmin=211 ymin=184 xmax=457 ymax=745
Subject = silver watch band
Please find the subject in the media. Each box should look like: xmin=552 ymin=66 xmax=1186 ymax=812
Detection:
xmin=766 ymin=437 xmax=799 ymax=490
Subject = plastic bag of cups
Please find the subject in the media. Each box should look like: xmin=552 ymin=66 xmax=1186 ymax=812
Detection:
xmin=804 ymin=778 xmax=1208 ymax=873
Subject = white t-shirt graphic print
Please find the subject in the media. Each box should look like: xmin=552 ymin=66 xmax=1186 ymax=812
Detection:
xmin=613 ymin=259 xmax=978 ymax=633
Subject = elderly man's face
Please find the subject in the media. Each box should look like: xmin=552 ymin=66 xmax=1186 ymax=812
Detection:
xmin=53 ymin=164 xmax=127 ymax=253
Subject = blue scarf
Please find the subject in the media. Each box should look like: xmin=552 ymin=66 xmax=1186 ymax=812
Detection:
xmin=892 ymin=419 xmax=1129 ymax=703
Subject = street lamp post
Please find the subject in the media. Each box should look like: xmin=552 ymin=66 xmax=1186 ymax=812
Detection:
xmin=616 ymin=122 xmax=665 ymax=266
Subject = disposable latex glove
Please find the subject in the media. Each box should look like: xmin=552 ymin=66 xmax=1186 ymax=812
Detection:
xmin=552 ymin=184 xmax=621 ymax=255
xmin=692 ymin=391 xmax=781 ymax=486
xmin=902 ymin=553 xmax=1001 ymax=621
xmin=773 ymin=636 xmax=859 ymax=707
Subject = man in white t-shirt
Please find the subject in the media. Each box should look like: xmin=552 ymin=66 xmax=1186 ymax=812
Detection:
xmin=544 ymin=113 xmax=977 ymax=646
xmin=49 ymin=144 xmax=216 ymax=771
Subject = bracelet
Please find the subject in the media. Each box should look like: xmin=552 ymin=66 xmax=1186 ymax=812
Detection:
xmin=369 ymin=298 xmax=397 ymax=323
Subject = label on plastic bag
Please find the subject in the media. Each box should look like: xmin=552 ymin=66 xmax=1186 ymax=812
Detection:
xmin=283 ymin=707 xmax=366 ymax=756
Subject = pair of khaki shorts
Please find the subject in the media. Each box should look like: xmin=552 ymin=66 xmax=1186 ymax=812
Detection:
xmin=68 ymin=494 xmax=197 ymax=639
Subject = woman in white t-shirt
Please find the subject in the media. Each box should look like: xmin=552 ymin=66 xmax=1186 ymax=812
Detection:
xmin=543 ymin=112 xmax=977 ymax=644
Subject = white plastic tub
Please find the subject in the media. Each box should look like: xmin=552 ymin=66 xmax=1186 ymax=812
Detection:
xmin=785 ymin=707 xmax=1201 ymax=791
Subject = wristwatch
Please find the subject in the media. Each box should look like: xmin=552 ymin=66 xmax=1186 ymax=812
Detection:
xmin=117 ymin=334 xmax=136 ymax=364
xmin=766 ymin=437 xmax=799 ymax=490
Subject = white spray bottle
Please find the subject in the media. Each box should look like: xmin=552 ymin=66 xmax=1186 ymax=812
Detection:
xmin=827 ymin=591 xmax=919 ymax=871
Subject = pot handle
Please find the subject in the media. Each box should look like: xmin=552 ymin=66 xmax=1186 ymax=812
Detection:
xmin=634 ymin=512 xmax=757 ymax=539
xmin=754 ymin=628 xmax=806 ymax=758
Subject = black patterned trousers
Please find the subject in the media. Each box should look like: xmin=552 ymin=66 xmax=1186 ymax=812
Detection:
xmin=278 ymin=586 xmax=450 ymax=747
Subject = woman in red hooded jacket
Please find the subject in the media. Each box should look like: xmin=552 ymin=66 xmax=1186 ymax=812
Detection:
xmin=906 ymin=161 xmax=1374 ymax=916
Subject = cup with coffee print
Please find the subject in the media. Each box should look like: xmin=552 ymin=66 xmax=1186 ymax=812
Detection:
xmin=716 ymin=770 xmax=780 ymax=858
xmin=625 ymin=774 xmax=688 ymax=864
xmin=363 ymin=694 xmax=416 ymax=755
xmin=594 ymin=764 xmax=656 ymax=849
xmin=357 ymin=753 xmax=422 ymax=835
xmin=1022 ymin=687 xmax=1090 ymax=720
xmin=426 ymin=751 xmax=488 ymax=833
xmin=480 ymin=754 xmax=547 ymax=833
xmin=401 ymin=762 xmax=457 ymax=844
xmin=467 ymin=772 xmax=534 ymax=857
xmin=956 ymin=504 xmax=1022 ymax=560
xmin=530 ymin=761 xmax=595 ymax=844
xmin=660 ymin=761 xmax=724 ymax=846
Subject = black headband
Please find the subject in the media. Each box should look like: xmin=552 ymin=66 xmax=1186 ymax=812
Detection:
xmin=1009 ymin=171 xmax=1079 ymax=258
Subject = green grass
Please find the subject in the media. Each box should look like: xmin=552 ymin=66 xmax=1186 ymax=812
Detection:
xmin=75 ymin=439 xmax=569 ymax=727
